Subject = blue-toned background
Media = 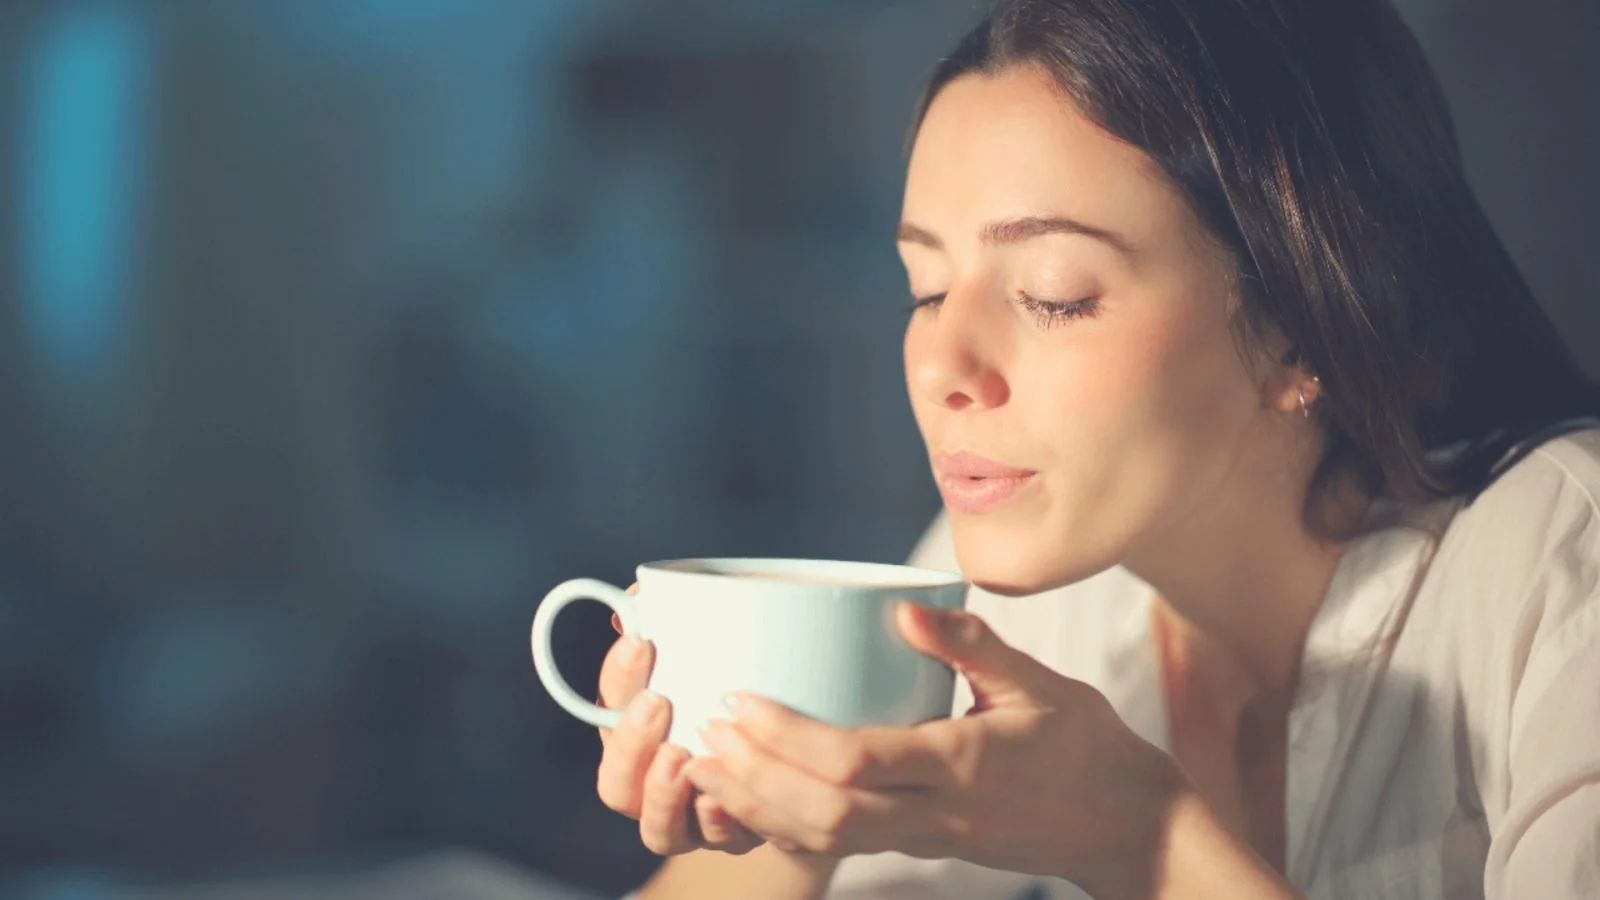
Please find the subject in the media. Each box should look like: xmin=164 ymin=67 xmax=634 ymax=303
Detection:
xmin=1 ymin=1 xmax=1595 ymax=898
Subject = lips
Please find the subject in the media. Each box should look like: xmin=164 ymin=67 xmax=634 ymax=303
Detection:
xmin=933 ymin=451 xmax=1038 ymax=514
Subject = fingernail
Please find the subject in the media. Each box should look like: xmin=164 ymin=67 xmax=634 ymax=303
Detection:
xmin=611 ymin=612 xmax=623 ymax=634
xmin=618 ymin=635 xmax=646 ymax=664
xmin=720 ymin=692 xmax=773 ymax=721
xmin=626 ymin=690 xmax=663 ymax=726
xmin=699 ymin=720 xmax=744 ymax=758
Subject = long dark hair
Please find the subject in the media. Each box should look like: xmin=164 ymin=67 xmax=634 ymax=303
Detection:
xmin=918 ymin=0 xmax=1599 ymax=522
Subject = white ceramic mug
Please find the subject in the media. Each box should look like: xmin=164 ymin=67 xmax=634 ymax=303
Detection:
xmin=531 ymin=558 xmax=968 ymax=756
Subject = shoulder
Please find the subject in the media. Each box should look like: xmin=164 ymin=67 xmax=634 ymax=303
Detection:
xmin=1410 ymin=432 xmax=1600 ymax=857
xmin=1419 ymin=428 xmax=1600 ymax=687
xmin=1433 ymin=428 xmax=1600 ymax=608
xmin=1470 ymin=426 xmax=1600 ymax=527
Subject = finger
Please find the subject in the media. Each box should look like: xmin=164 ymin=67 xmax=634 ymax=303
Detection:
xmin=685 ymin=756 xmax=822 ymax=851
xmin=596 ymin=690 xmax=670 ymax=818
xmin=612 ymin=584 xmax=639 ymax=635
xmin=690 ymin=722 xmax=902 ymax=855
xmin=723 ymin=693 xmax=950 ymax=789
xmin=695 ymin=793 xmax=765 ymax=854
xmin=597 ymin=636 xmax=654 ymax=717
xmin=897 ymin=603 xmax=1056 ymax=711
xmin=637 ymin=745 xmax=695 ymax=855
xmin=686 ymin=754 xmax=897 ymax=857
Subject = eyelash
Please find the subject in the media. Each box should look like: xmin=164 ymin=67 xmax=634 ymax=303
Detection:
xmin=906 ymin=292 xmax=1101 ymax=328
xmin=1018 ymin=292 xmax=1101 ymax=327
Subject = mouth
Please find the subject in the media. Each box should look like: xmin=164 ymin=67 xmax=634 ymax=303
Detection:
xmin=933 ymin=451 xmax=1039 ymax=515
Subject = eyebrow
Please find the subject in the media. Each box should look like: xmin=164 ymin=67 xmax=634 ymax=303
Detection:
xmin=896 ymin=215 xmax=1137 ymax=256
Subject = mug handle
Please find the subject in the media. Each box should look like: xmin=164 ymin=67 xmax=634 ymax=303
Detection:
xmin=531 ymin=578 xmax=640 ymax=729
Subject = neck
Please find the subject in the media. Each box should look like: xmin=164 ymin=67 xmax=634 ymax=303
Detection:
xmin=1124 ymin=454 xmax=1368 ymax=708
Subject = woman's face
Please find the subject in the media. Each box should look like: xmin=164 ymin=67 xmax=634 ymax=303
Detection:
xmin=900 ymin=66 xmax=1286 ymax=594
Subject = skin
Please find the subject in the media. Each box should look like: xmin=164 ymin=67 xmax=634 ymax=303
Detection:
xmin=896 ymin=64 xmax=1348 ymax=865
xmin=600 ymin=64 xmax=1361 ymax=898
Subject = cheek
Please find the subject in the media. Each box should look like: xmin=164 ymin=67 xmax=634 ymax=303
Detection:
xmin=1019 ymin=297 xmax=1258 ymax=490
xmin=1104 ymin=288 xmax=1255 ymax=427
xmin=1145 ymin=309 xmax=1261 ymax=438
xmin=1015 ymin=316 xmax=1190 ymax=435
xmin=902 ymin=324 xmax=930 ymax=424
xmin=903 ymin=323 xmax=953 ymax=455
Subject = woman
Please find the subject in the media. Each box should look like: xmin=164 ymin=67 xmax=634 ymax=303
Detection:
xmin=593 ymin=0 xmax=1600 ymax=897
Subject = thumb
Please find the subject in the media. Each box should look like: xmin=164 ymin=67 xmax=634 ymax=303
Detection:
xmin=897 ymin=602 xmax=1054 ymax=712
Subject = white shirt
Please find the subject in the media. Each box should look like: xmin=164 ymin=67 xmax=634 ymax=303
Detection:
xmin=827 ymin=429 xmax=1600 ymax=900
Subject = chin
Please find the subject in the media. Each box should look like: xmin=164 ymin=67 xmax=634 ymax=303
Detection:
xmin=948 ymin=515 xmax=1103 ymax=596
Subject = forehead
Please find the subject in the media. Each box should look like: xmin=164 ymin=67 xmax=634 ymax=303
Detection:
xmin=904 ymin=66 xmax=1192 ymax=244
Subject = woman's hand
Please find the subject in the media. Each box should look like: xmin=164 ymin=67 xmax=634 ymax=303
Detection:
xmin=594 ymin=585 xmax=765 ymax=857
xmin=680 ymin=603 xmax=1193 ymax=899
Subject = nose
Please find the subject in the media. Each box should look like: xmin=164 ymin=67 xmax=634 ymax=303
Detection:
xmin=906 ymin=290 xmax=1010 ymax=411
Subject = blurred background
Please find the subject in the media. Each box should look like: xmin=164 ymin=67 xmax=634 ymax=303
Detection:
xmin=0 ymin=0 xmax=1595 ymax=898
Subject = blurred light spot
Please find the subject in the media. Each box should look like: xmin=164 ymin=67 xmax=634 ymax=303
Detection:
xmin=18 ymin=3 xmax=149 ymax=403
xmin=95 ymin=602 xmax=324 ymax=764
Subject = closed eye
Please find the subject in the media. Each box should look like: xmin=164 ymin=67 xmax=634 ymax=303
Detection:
xmin=1017 ymin=292 xmax=1100 ymax=327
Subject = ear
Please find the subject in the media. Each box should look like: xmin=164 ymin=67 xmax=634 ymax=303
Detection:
xmin=1267 ymin=369 xmax=1318 ymax=416
xmin=1248 ymin=339 xmax=1312 ymax=416
xmin=1263 ymin=346 xmax=1321 ymax=416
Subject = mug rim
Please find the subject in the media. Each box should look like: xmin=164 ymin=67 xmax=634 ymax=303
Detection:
xmin=638 ymin=557 xmax=966 ymax=589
